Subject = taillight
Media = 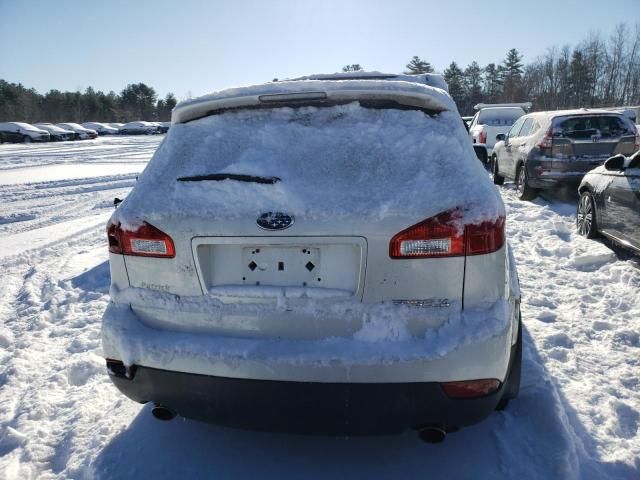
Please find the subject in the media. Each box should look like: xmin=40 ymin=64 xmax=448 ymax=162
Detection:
xmin=389 ymin=210 xmax=504 ymax=259
xmin=107 ymin=222 xmax=175 ymax=258
xmin=537 ymin=127 xmax=553 ymax=155
xmin=389 ymin=210 xmax=465 ymax=258
xmin=466 ymin=216 xmax=505 ymax=255
xmin=441 ymin=379 xmax=501 ymax=398
xmin=479 ymin=130 xmax=487 ymax=144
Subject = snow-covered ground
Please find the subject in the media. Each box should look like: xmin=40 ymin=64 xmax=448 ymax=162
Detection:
xmin=0 ymin=137 xmax=638 ymax=479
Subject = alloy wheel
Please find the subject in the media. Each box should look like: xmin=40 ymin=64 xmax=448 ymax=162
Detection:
xmin=577 ymin=194 xmax=593 ymax=236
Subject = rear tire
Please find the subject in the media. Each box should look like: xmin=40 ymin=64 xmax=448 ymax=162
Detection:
xmin=496 ymin=317 xmax=522 ymax=411
xmin=23 ymin=135 xmax=32 ymax=144
xmin=492 ymin=156 xmax=505 ymax=185
xmin=515 ymin=163 xmax=537 ymax=201
xmin=577 ymin=191 xmax=599 ymax=239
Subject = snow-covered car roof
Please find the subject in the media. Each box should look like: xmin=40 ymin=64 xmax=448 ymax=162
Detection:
xmin=474 ymin=102 xmax=532 ymax=111
xmin=172 ymin=76 xmax=456 ymax=124
xmin=122 ymin=121 xmax=155 ymax=127
xmin=34 ymin=124 xmax=72 ymax=133
xmin=0 ymin=122 xmax=44 ymax=131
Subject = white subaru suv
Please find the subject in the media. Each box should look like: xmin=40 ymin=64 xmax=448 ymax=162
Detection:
xmin=102 ymin=72 xmax=522 ymax=443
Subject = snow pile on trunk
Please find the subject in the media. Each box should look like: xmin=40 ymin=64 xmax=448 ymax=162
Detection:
xmin=112 ymin=103 xmax=503 ymax=229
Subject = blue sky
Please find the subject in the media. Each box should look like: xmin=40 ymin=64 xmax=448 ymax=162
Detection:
xmin=1 ymin=0 xmax=638 ymax=99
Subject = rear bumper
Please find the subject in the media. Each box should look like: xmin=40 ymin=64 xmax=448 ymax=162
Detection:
xmin=527 ymin=174 xmax=583 ymax=189
xmin=102 ymin=299 xmax=516 ymax=384
xmin=106 ymin=356 xmax=514 ymax=434
xmin=526 ymin=159 xmax=606 ymax=189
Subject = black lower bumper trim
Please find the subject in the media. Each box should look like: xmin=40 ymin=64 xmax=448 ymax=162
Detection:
xmin=108 ymin=365 xmax=508 ymax=435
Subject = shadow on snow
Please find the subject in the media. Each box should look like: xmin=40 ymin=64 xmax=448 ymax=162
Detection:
xmin=90 ymin=325 xmax=638 ymax=480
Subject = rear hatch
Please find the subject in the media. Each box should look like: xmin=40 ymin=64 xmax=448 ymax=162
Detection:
xmin=549 ymin=114 xmax=637 ymax=171
xmin=113 ymin=88 xmax=503 ymax=339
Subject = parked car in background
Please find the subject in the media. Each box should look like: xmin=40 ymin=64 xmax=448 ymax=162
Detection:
xmin=102 ymin=73 xmax=522 ymax=443
xmin=108 ymin=122 xmax=125 ymax=130
xmin=56 ymin=123 xmax=98 ymax=140
xmin=82 ymin=122 xmax=119 ymax=135
xmin=492 ymin=109 xmax=639 ymax=200
xmin=577 ymin=152 xmax=640 ymax=254
xmin=34 ymin=123 xmax=75 ymax=141
xmin=145 ymin=121 xmax=169 ymax=133
xmin=155 ymin=121 xmax=170 ymax=133
xmin=0 ymin=122 xmax=50 ymax=143
xmin=118 ymin=121 xmax=160 ymax=135
xmin=468 ymin=103 xmax=529 ymax=164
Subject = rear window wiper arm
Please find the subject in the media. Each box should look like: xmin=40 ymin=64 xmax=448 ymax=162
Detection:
xmin=177 ymin=173 xmax=281 ymax=184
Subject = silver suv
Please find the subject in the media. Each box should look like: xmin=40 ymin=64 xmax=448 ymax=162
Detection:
xmin=492 ymin=109 xmax=639 ymax=200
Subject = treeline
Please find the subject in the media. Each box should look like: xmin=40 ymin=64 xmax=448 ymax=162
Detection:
xmin=352 ymin=23 xmax=640 ymax=116
xmin=0 ymin=81 xmax=177 ymax=123
xmin=3 ymin=23 xmax=639 ymax=123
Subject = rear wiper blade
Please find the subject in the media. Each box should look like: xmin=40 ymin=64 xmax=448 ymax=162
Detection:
xmin=177 ymin=173 xmax=280 ymax=184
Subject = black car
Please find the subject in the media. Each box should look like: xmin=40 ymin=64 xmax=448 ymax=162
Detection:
xmin=577 ymin=152 xmax=640 ymax=254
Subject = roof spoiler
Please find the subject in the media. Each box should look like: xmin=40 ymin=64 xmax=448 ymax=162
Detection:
xmin=172 ymin=83 xmax=455 ymax=124
xmin=474 ymin=102 xmax=532 ymax=111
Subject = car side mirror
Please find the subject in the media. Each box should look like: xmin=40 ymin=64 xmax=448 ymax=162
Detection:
xmin=604 ymin=154 xmax=625 ymax=171
xmin=496 ymin=133 xmax=506 ymax=142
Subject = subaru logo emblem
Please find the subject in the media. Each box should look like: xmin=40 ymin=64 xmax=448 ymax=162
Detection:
xmin=256 ymin=212 xmax=294 ymax=230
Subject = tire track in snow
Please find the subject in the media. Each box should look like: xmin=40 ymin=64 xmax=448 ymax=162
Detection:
xmin=0 ymin=227 xmax=136 ymax=479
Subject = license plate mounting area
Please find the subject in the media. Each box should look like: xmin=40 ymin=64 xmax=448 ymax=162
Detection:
xmin=243 ymin=246 xmax=321 ymax=286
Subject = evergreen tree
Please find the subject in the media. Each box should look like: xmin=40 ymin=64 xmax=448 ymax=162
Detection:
xmin=483 ymin=63 xmax=503 ymax=101
xmin=569 ymin=49 xmax=592 ymax=107
xmin=501 ymin=48 xmax=524 ymax=102
xmin=463 ymin=61 xmax=483 ymax=113
xmin=404 ymin=56 xmax=434 ymax=74
xmin=443 ymin=62 xmax=465 ymax=108
xmin=156 ymin=93 xmax=178 ymax=121
xmin=342 ymin=64 xmax=363 ymax=72
xmin=119 ymin=83 xmax=157 ymax=120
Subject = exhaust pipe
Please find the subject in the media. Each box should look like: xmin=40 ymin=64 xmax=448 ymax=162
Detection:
xmin=417 ymin=425 xmax=447 ymax=443
xmin=151 ymin=404 xmax=176 ymax=421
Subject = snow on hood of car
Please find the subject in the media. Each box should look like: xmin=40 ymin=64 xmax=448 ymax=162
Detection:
xmin=112 ymin=102 xmax=504 ymax=230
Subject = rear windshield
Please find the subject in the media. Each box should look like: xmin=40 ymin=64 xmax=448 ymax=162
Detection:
xmin=114 ymin=103 xmax=502 ymax=225
xmin=478 ymin=107 xmax=524 ymax=126
xmin=552 ymin=115 xmax=635 ymax=139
